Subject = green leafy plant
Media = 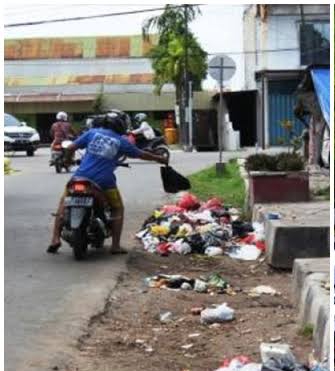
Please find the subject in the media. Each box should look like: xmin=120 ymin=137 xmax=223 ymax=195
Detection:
xmin=276 ymin=152 xmax=304 ymax=171
xmin=245 ymin=153 xmax=304 ymax=172
xmin=245 ymin=154 xmax=278 ymax=172
xmin=278 ymin=119 xmax=303 ymax=153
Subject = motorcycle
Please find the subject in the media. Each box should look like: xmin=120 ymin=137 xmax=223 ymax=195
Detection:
xmin=61 ymin=163 xmax=129 ymax=260
xmin=50 ymin=140 xmax=74 ymax=173
xmin=120 ymin=129 xmax=170 ymax=162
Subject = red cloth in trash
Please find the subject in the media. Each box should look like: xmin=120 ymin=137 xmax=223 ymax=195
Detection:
xmin=156 ymin=242 xmax=171 ymax=256
xmin=177 ymin=193 xmax=200 ymax=210
xmin=201 ymin=197 xmax=223 ymax=210
xmin=256 ymin=240 xmax=266 ymax=251
xmin=161 ymin=205 xmax=184 ymax=214
xmin=220 ymin=216 xmax=231 ymax=224
xmin=240 ymin=234 xmax=256 ymax=244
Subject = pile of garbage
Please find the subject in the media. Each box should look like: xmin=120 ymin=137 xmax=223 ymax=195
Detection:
xmin=213 ymin=344 xmax=329 ymax=371
xmin=136 ymin=193 xmax=265 ymax=260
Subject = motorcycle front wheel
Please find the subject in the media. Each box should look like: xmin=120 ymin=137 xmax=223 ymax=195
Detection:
xmin=72 ymin=228 xmax=88 ymax=260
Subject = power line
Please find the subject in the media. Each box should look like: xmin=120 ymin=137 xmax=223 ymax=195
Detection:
xmin=4 ymin=5 xmax=185 ymax=28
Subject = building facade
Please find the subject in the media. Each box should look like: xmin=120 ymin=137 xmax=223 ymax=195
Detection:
xmin=243 ymin=4 xmax=330 ymax=147
xmin=4 ymin=35 xmax=213 ymax=142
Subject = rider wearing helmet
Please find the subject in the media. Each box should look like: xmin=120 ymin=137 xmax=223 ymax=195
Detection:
xmin=48 ymin=109 xmax=168 ymax=255
xmin=131 ymin=113 xmax=156 ymax=147
xmin=50 ymin=111 xmax=76 ymax=149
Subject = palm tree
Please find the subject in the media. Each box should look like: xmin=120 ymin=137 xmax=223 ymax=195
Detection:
xmin=142 ymin=5 xmax=207 ymax=139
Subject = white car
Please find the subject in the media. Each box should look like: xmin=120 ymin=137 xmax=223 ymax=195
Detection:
xmin=4 ymin=113 xmax=40 ymax=156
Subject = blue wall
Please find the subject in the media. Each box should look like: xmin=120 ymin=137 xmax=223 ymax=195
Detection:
xmin=268 ymin=80 xmax=305 ymax=145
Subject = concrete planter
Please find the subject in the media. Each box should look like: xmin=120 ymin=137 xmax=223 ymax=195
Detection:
xmin=249 ymin=171 xmax=309 ymax=207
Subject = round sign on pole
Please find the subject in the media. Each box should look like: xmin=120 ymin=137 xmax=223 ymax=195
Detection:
xmin=208 ymin=54 xmax=236 ymax=82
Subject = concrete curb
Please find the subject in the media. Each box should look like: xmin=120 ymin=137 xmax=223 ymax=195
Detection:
xmin=237 ymin=158 xmax=249 ymax=212
xmin=293 ymin=258 xmax=330 ymax=362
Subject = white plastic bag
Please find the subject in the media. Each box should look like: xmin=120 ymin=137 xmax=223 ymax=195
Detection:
xmin=205 ymin=246 xmax=224 ymax=256
xmin=226 ymin=245 xmax=262 ymax=261
xmin=200 ymin=303 xmax=235 ymax=324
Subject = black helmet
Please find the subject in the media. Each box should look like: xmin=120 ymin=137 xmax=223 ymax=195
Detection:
xmin=102 ymin=109 xmax=129 ymax=135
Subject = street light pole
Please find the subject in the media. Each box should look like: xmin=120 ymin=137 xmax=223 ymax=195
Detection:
xmin=183 ymin=4 xmax=190 ymax=150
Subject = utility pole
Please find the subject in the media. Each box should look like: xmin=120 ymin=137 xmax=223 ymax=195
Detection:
xmin=182 ymin=4 xmax=190 ymax=150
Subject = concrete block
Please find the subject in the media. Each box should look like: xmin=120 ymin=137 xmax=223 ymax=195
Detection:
xmin=292 ymin=258 xmax=330 ymax=305
xmin=298 ymin=273 xmax=329 ymax=324
xmin=297 ymin=273 xmax=330 ymax=361
xmin=266 ymin=222 xmax=329 ymax=269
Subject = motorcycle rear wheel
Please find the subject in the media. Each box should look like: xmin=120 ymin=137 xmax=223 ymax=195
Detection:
xmin=72 ymin=228 xmax=88 ymax=260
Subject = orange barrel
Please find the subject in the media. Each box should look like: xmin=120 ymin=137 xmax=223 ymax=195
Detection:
xmin=164 ymin=128 xmax=178 ymax=145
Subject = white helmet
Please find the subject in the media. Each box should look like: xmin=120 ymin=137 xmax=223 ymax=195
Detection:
xmin=134 ymin=113 xmax=147 ymax=123
xmin=56 ymin=111 xmax=68 ymax=121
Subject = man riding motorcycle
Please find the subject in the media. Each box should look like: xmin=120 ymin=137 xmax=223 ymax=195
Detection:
xmin=130 ymin=113 xmax=156 ymax=148
xmin=50 ymin=111 xmax=76 ymax=148
xmin=47 ymin=109 xmax=168 ymax=254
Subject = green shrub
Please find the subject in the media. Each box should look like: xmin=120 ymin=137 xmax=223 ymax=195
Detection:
xmin=276 ymin=152 xmax=304 ymax=171
xmin=245 ymin=154 xmax=277 ymax=172
xmin=245 ymin=153 xmax=305 ymax=172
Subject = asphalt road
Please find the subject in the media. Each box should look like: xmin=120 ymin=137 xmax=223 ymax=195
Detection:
xmin=7 ymin=147 xmax=253 ymax=371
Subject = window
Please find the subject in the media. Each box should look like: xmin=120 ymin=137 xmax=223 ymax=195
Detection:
xmin=300 ymin=21 xmax=330 ymax=65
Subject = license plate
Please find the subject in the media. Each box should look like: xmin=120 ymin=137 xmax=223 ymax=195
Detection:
xmin=64 ymin=197 xmax=93 ymax=207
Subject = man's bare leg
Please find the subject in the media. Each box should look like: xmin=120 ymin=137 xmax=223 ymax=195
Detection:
xmin=47 ymin=196 xmax=65 ymax=253
xmin=109 ymin=205 xmax=126 ymax=253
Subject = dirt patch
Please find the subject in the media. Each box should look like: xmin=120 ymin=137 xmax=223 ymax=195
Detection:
xmin=65 ymin=249 xmax=312 ymax=371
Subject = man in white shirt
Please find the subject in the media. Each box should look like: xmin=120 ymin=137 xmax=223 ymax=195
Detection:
xmin=131 ymin=113 xmax=156 ymax=143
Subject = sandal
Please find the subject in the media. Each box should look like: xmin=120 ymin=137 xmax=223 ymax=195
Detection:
xmin=47 ymin=243 xmax=61 ymax=254
xmin=109 ymin=247 xmax=128 ymax=255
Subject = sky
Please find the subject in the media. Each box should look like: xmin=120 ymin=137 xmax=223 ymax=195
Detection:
xmin=4 ymin=4 xmax=246 ymax=91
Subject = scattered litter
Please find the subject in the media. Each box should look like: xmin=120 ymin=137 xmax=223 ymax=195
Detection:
xmin=260 ymin=343 xmax=296 ymax=363
xmin=205 ymin=246 xmax=224 ymax=256
xmin=249 ymin=285 xmax=279 ymax=297
xmin=181 ymin=343 xmax=194 ymax=350
xmin=215 ymin=356 xmax=255 ymax=371
xmin=144 ymin=346 xmax=154 ymax=353
xmin=181 ymin=282 xmax=193 ymax=290
xmin=267 ymin=212 xmax=281 ymax=220
xmin=191 ymin=306 xmax=205 ymax=315
xmin=226 ymin=245 xmax=262 ymax=261
xmin=146 ymin=273 xmax=231 ymax=294
xmin=159 ymin=311 xmax=173 ymax=323
xmin=194 ymin=279 xmax=208 ymax=293
xmin=270 ymin=336 xmax=283 ymax=343
xmin=200 ymin=303 xmax=235 ymax=324
xmin=188 ymin=333 xmax=201 ymax=338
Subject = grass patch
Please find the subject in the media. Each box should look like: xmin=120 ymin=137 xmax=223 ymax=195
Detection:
xmin=298 ymin=324 xmax=314 ymax=339
xmin=188 ymin=159 xmax=245 ymax=209
xmin=312 ymin=186 xmax=330 ymax=200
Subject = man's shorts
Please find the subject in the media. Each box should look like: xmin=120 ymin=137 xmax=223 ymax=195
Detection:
xmin=63 ymin=186 xmax=123 ymax=209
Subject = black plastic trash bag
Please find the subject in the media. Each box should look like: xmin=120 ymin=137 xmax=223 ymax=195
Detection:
xmin=160 ymin=166 xmax=191 ymax=193
xmin=262 ymin=358 xmax=308 ymax=371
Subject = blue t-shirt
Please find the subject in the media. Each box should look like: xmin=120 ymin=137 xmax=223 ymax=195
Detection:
xmin=73 ymin=128 xmax=141 ymax=189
